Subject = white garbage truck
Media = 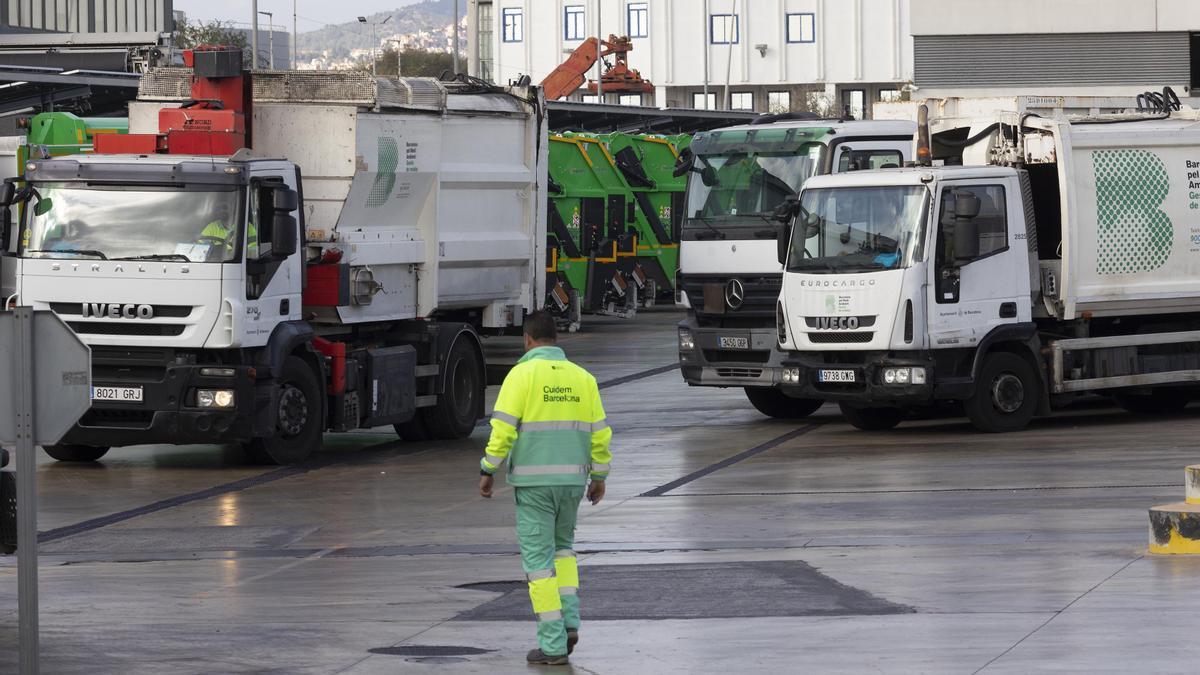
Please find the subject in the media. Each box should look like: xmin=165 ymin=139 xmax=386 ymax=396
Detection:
xmin=674 ymin=115 xmax=914 ymax=418
xmin=775 ymin=98 xmax=1200 ymax=432
xmin=0 ymin=53 xmax=546 ymax=463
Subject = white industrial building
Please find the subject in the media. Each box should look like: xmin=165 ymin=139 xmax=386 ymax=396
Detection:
xmin=910 ymin=0 xmax=1200 ymax=99
xmin=467 ymin=0 xmax=914 ymax=118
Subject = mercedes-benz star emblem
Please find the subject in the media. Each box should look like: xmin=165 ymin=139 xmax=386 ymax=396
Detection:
xmin=725 ymin=278 xmax=745 ymax=310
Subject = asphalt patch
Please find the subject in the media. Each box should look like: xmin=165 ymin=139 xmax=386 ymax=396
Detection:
xmin=455 ymin=560 xmax=913 ymax=620
xmin=369 ymin=646 xmax=494 ymax=656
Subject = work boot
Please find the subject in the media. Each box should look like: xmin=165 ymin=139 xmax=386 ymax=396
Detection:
xmin=566 ymin=629 xmax=579 ymax=655
xmin=526 ymin=648 xmax=569 ymax=665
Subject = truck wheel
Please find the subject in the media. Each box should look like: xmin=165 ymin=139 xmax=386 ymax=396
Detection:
xmin=838 ymin=403 xmax=904 ymax=431
xmin=242 ymin=356 xmax=323 ymax=465
xmin=964 ymin=352 xmax=1039 ymax=433
xmin=1113 ymin=389 xmax=1191 ymax=415
xmin=42 ymin=444 xmax=109 ymax=462
xmin=394 ymin=413 xmax=433 ymax=441
xmin=421 ymin=335 xmax=484 ymax=440
xmin=744 ymin=387 xmax=823 ymax=419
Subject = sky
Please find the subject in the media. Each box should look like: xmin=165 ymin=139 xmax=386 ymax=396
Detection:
xmin=174 ymin=0 xmax=424 ymax=30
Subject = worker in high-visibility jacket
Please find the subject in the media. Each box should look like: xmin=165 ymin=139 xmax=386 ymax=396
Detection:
xmin=479 ymin=310 xmax=612 ymax=666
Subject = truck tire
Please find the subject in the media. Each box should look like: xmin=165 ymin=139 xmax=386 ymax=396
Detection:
xmin=43 ymin=444 xmax=109 ymax=462
xmin=838 ymin=403 xmax=904 ymax=431
xmin=242 ymin=356 xmax=323 ymax=465
xmin=420 ymin=335 xmax=485 ymax=440
xmin=744 ymin=387 xmax=823 ymax=419
xmin=1113 ymin=389 xmax=1191 ymax=415
xmin=394 ymin=414 xmax=433 ymax=442
xmin=964 ymin=352 xmax=1039 ymax=433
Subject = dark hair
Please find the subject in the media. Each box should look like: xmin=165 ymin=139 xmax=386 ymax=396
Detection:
xmin=523 ymin=310 xmax=557 ymax=343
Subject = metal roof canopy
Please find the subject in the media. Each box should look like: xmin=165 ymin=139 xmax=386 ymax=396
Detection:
xmin=0 ymin=65 xmax=139 ymax=120
xmin=548 ymin=100 xmax=760 ymax=134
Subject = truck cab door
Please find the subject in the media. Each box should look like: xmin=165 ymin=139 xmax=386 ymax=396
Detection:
xmin=242 ymin=170 xmax=303 ymax=346
xmin=927 ymin=178 xmax=1030 ymax=348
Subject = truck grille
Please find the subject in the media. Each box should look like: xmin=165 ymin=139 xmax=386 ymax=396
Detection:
xmin=807 ymin=332 xmax=875 ymax=344
xmin=68 ymin=322 xmax=186 ymax=337
xmin=716 ymin=367 xmax=764 ymax=379
xmin=51 ymin=303 xmax=193 ymax=318
xmin=703 ymin=349 xmax=771 ymax=364
xmin=682 ymin=274 xmax=782 ymax=325
xmin=80 ymin=409 xmax=154 ymax=429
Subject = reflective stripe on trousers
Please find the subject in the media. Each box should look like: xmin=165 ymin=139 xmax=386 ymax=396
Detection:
xmin=527 ymin=571 xmax=562 ymax=620
xmin=555 ymin=549 xmax=579 ymax=596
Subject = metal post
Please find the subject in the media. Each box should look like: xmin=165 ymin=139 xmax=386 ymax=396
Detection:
xmin=452 ymin=0 xmax=460 ymax=75
xmin=259 ymin=12 xmax=274 ymax=70
xmin=372 ymin=22 xmax=378 ymax=78
xmin=251 ymin=0 xmax=260 ymax=69
xmin=702 ymin=0 xmax=710 ymax=108
xmin=15 ymin=306 xmax=38 ymax=675
xmin=723 ymin=0 xmax=735 ymax=110
xmin=293 ymin=0 xmax=298 ymax=69
xmin=595 ymin=0 xmax=602 ymax=102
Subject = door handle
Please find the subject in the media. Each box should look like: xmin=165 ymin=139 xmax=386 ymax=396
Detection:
xmin=280 ymin=299 xmax=290 ymax=315
xmin=999 ymin=302 xmax=1017 ymax=318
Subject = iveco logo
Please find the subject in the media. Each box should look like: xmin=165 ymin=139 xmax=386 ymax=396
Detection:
xmin=814 ymin=316 xmax=860 ymax=330
xmin=725 ymin=278 xmax=745 ymax=310
xmin=81 ymin=303 xmax=154 ymax=319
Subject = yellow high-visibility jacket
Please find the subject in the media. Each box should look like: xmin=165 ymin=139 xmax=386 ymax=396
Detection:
xmin=481 ymin=346 xmax=612 ymax=486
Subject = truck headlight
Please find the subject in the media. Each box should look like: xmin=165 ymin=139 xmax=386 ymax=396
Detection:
xmin=197 ymin=389 xmax=236 ymax=408
xmin=200 ymin=367 xmax=236 ymax=377
xmin=678 ymin=328 xmax=695 ymax=351
xmin=881 ymin=367 xmax=926 ymax=386
xmin=781 ymin=367 xmax=801 ymax=384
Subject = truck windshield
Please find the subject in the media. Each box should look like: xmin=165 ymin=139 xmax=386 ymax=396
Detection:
xmin=20 ymin=183 xmax=242 ymax=263
xmin=787 ymin=185 xmax=929 ymax=274
xmin=684 ymin=142 xmax=824 ymax=230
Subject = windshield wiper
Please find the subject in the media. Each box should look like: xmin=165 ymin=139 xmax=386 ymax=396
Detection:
xmin=752 ymin=229 xmax=779 ymax=239
xmin=27 ymin=249 xmax=108 ymax=260
xmin=687 ymin=216 xmax=726 ymax=240
xmin=114 ymin=254 xmax=192 ymax=262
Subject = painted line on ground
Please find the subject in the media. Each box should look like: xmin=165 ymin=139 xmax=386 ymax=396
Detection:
xmin=658 ymin=483 xmax=1179 ymax=497
xmin=639 ymin=423 xmax=823 ymax=498
xmin=597 ymin=363 xmax=679 ymax=390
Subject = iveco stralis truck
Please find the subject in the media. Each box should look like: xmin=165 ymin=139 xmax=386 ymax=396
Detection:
xmin=674 ymin=116 xmax=914 ymax=418
xmin=0 ymin=57 xmax=546 ymax=463
xmin=776 ymin=103 xmax=1200 ymax=432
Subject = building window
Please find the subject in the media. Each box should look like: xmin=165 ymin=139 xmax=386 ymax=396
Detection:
xmin=502 ymin=8 xmax=523 ymax=43
xmin=628 ymin=3 xmax=648 ymax=38
xmin=786 ymin=13 xmax=815 ymax=43
xmin=619 ymin=94 xmax=642 ymax=106
xmin=564 ymin=5 xmax=585 ymax=41
xmin=843 ymin=89 xmax=866 ymax=120
xmin=478 ymin=3 xmax=494 ymax=82
xmin=730 ymin=92 xmax=754 ymax=110
xmin=710 ymin=14 xmax=738 ymax=44
xmin=582 ymin=94 xmax=600 ymax=103
xmin=767 ymin=91 xmax=791 ymax=113
xmin=878 ymin=89 xmax=901 ymax=102
xmin=692 ymin=92 xmax=717 ymax=109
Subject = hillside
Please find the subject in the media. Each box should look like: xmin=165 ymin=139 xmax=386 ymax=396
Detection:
xmin=297 ymin=0 xmax=459 ymax=61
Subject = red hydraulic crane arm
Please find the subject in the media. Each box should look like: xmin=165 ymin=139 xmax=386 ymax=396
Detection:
xmin=541 ymin=37 xmax=613 ymax=101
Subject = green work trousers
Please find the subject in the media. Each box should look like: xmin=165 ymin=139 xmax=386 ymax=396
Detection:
xmin=515 ymin=485 xmax=585 ymax=657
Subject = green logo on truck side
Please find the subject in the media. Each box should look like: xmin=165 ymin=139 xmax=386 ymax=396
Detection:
xmin=367 ymin=137 xmax=399 ymax=208
xmin=1093 ymin=149 xmax=1172 ymax=275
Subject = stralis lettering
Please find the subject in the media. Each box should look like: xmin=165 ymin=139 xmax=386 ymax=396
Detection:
xmin=798 ymin=279 xmax=877 ymax=288
xmin=543 ymin=385 xmax=580 ymax=403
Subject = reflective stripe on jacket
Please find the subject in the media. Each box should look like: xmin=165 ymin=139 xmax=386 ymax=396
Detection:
xmin=480 ymin=346 xmax=612 ymax=486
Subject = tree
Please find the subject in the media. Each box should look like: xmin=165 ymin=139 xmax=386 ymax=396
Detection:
xmin=175 ymin=17 xmax=248 ymax=51
xmin=174 ymin=18 xmax=257 ymax=66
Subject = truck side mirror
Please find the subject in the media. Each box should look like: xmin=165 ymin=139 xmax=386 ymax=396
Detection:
xmin=271 ymin=213 xmax=298 ymax=259
xmin=272 ymin=186 xmax=299 ymax=213
xmin=0 ymin=181 xmax=14 ymax=206
xmin=700 ymin=165 xmax=719 ymax=187
xmin=672 ymin=148 xmax=695 ymax=177
xmin=772 ymin=196 xmax=800 ymax=223
xmin=777 ymin=223 xmax=792 ymax=266
xmin=953 ymin=219 xmax=979 ymax=263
